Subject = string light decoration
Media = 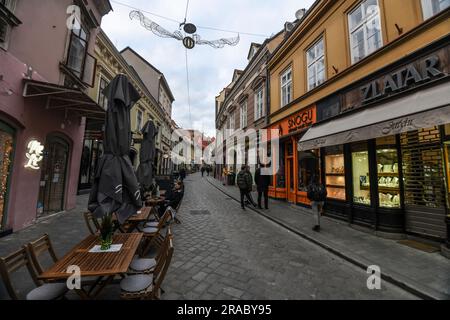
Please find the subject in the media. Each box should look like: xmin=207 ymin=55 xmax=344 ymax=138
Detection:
xmin=0 ymin=135 xmax=13 ymax=227
xmin=129 ymin=10 xmax=240 ymax=49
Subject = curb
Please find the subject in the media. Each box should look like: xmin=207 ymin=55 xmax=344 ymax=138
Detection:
xmin=205 ymin=177 xmax=447 ymax=300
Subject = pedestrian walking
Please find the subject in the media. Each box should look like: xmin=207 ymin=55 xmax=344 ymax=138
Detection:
xmin=237 ymin=165 xmax=256 ymax=210
xmin=201 ymin=166 xmax=205 ymax=177
xmin=179 ymin=167 xmax=186 ymax=182
xmin=306 ymin=175 xmax=327 ymax=232
xmin=255 ymin=164 xmax=270 ymax=209
xmin=222 ymin=167 xmax=228 ymax=185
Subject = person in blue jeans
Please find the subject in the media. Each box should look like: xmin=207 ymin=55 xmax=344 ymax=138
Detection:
xmin=307 ymin=175 xmax=327 ymax=232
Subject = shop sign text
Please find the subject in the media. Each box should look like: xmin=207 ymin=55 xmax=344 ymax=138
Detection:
xmin=361 ymin=55 xmax=444 ymax=104
xmin=25 ymin=140 xmax=44 ymax=170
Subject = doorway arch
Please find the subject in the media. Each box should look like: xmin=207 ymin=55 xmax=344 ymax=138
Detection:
xmin=37 ymin=134 xmax=71 ymax=216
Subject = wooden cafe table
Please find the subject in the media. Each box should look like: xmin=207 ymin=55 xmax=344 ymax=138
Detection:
xmin=38 ymin=233 xmax=143 ymax=300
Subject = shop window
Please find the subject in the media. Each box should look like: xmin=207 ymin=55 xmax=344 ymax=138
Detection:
xmin=445 ymin=141 xmax=450 ymax=206
xmin=276 ymin=143 xmax=286 ymax=188
xmin=298 ymin=150 xmax=320 ymax=192
xmin=0 ymin=122 xmax=14 ymax=230
xmin=325 ymin=146 xmax=346 ymax=200
xmin=421 ymin=0 xmax=450 ymax=20
xmin=376 ymin=137 xmax=400 ymax=208
xmin=352 ymin=143 xmax=371 ymax=205
xmin=348 ymin=0 xmax=383 ymax=64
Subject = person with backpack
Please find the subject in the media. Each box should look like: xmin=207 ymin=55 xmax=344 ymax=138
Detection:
xmin=307 ymin=175 xmax=327 ymax=232
xmin=237 ymin=165 xmax=256 ymax=210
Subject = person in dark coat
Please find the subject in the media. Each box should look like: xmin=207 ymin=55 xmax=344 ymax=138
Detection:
xmin=158 ymin=182 xmax=183 ymax=217
xmin=179 ymin=167 xmax=186 ymax=182
xmin=307 ymin=175 xmax=327 ymax=232
xmin=237 ymin=165 xmax=256 ymax=210
xmin=255 ymin=164 xmax=270 ymax=210
xmin=201 ymin=166 xmax=205 ymax=177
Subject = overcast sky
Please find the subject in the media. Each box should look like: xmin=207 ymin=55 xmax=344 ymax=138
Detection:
xmin=101 ymin=0 xmax=315 ymax=137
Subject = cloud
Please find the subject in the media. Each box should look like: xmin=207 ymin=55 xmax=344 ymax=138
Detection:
xmin=101 ymin=0 xmax=316 ymax=137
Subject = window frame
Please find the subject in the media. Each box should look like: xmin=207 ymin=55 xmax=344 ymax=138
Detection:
xmin=306 ymin=37 xmax=326 ymax=91
xmin=98 ymin=76 xmax=109 ymax=109
xmin=280 ymin=67 xmax=293 ymax=108
xmin=420 ymin=0 xmax=450 ymax=20
xmin=136 ymin=109 xmax=143 ymax=132
xmin=348 ymin=0 xmax=383 ymax=64
xmin=240 ymin=101 xmax=248 ymax=129
xmin=0 ymin=0 xmax=19 ymax=50
xmin=254 ymin=86 xmax=264 ymax=121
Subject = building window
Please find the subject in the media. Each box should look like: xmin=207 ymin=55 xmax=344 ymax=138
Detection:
xmin=254 ymin=87 xmax=264 ymax=121
xmin=240 ymin=101 xmax=247 ymax=129
xmin=136 ymin=109 xmax=143 ymax=132
xmin=98 ymin=77 xmax=109 ymax=109
xmin=0 ymin=0 xmax=18 ymax=49
xmin=348 ymin=0 xmax=383 ymax=64
xmin=306 ymin=37 xmax=326 ymax=91
xmin=280 ymin=67 xmax=292 ymax=107
xmin=421 ymin=0 xmax=450 ymax=19
xmin=66 ymin=16 xmax=90 ymax=78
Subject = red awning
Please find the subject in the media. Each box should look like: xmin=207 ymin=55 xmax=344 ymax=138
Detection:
xmin=23 ymin=79 xmax=106 ymax=121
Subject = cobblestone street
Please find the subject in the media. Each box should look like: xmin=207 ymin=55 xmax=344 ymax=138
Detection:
xmin=0 ymin=173 xmax=417 ymax=300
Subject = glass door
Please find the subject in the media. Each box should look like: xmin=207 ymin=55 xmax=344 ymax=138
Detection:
xmin=38 ymin=136 xmax=70 ymax=216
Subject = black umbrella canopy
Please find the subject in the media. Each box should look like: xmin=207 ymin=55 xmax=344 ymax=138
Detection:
xmin=136 ymin=120 xmax=158 ymax=192
xmin=88 ymin=74 xmax=143 ymax=224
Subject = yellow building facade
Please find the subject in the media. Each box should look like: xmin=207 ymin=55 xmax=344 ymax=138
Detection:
xmin=267 ymin=0 xmax=450 ymax=242
xmin=79 ymin=30 xmax=166 ymax=191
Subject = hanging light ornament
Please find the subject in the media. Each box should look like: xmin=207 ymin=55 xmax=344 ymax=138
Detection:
xmin=129 ymin=10 xmax=240 ymax=50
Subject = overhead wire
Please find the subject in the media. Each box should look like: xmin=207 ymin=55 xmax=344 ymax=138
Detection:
xmin=109 ymin=0 xmax=269 ymax=38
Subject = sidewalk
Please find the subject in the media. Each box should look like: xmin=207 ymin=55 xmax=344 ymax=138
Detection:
xmin=206 ymin=176 xmax=450 ymax=300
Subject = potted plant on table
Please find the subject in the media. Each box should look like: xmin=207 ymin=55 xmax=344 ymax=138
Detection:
xmin=99 ymin=213 xmax=114 ymax=251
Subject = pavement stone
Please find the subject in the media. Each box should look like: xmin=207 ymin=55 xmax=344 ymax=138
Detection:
xmin=0 ymin=173 xmax=419 ymax=300
xmin=206 ymin=175 xmax=450 ymax=300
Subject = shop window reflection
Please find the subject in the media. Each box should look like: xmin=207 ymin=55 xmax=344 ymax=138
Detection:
xmin=352 ymin=142 xmax=370 ymax=205
xmin=298 ymin=150 xmax=320 ymax=192
xmin=325 ymin=146 xmax=346 ymax=200
xmin=276 ymin=144 xmax=285 ymax=188
xmin=376 ymin=136 xmax=400 ymax=208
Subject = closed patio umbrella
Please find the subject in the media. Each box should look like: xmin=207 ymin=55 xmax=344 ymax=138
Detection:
xmin=88 ymin=74 xmax=143 ymax=224
xmin=136 ymin=120 xmax=158 ymax=193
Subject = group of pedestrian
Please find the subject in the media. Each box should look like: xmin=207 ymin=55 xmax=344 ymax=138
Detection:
xmin=236 ymin=165 xmax=270 ymax=211
xmin=235 ymin=165 xmax=326 ymax=232
xmin=201 ymin=165 xmax=212 ymax=177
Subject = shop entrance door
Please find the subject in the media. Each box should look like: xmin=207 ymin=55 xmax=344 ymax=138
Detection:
xmin=287 ymin=158 xmax=296 ymax=203
xmin=38 ymin=136 xmax=70 ymax=216
xmin=401 ymin=127 xmax=447 ymax=239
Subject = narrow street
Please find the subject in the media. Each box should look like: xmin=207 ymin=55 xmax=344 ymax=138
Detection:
xmin=162 ymin=173 xmax=417 ymax=300
xmin=0 ymin=172 xmax=418 ymax=300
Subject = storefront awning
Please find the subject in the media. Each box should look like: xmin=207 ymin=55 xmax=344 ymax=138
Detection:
xmin=23 ymin=79 xmax=106 ymax=121
xmin=298 ymin=82 xmax=450 ymax=151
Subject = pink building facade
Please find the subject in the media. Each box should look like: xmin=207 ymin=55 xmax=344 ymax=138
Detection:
xmin=0 ymin=0 xmax=111 ymax=234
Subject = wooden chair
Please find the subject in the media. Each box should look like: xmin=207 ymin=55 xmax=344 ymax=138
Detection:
xmin=128 ymin=227 xmax=170 ymax=275
xmin=120 ymin=229 xmax=174 ymax=300
xmin=139 ymin=209 xmax=171 ymax=257
xmin=83 ymin=212 xmax=100 ymax=235
xmin=26 ymin=234 xmax=60 ymax=277
xmin=0 ymin=246 xmax=67 ymax=300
